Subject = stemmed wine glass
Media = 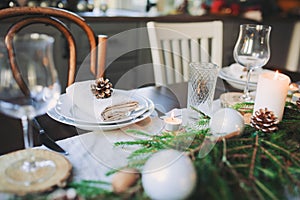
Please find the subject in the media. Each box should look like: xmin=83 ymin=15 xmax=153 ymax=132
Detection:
xmin=0 ymin=33 xmax=61 ymax=186
xmin=233 ymin=24 xmax=271 ymax=102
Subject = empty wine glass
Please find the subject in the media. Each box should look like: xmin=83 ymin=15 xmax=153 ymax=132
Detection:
xmin=233 ymin=24 xmax=271 ymax=102
xmin=0 ymin=33 xmax=61 ymax=185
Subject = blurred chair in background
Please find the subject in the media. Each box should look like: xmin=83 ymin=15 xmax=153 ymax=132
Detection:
xmin=286 ymin=21 xmax=300 ymax=72
xmin=147 ymin=21 xmax=223 ymax=86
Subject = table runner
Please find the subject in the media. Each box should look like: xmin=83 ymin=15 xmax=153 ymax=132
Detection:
xmin=37 ymin=100 xmax=221 ymax=184
xmin=37 ymin=117 xmax=165 ymax=184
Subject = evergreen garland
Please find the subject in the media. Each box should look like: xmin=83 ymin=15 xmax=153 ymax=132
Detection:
xmin=66 ymin=104 xmax=300 ymax=199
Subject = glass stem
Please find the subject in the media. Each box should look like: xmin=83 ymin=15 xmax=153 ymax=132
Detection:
xmin=21 ymin=116 xmax=35 ymax=163
xmin=242 ymin=68 xmax=254 ymax=102
xmin=22 ymin=116 xmax=33 ymax=149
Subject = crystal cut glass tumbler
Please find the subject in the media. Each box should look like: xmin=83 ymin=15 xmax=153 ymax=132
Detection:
xmin=187 ymin=62 xmax=219 ymax=115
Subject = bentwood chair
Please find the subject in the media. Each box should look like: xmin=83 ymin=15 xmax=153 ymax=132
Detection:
xmin=147 ymin=21 xmax=223 ymax=86
xmin=0 ymin=6 xmax=107 ymax=88
xmin=0 ymin=7 xmax=107 ymax=155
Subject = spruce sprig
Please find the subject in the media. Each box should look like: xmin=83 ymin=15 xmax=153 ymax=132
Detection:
xmin=68 ymin=180 xmax=112 ymax=198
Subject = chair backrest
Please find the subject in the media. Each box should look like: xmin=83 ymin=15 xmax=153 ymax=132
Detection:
xmin=147 ymin=21 xmax=223 ymax=86
xmin=0 ymin=7 xmax=106 ymax=88
xmin=286 ymin=21 xmax=300 ymax=72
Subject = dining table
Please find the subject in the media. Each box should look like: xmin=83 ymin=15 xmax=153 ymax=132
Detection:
xmin=0 ymin=67 xmax=300 ymax=199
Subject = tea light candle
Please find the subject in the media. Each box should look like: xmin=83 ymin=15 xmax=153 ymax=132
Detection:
xmin=292 ymin=92 xmax=300 ymax=103
xmin=164 ymin=111 xmax=182 ymax=131
xmin=253 ymin=71 xmax=291 ymax=121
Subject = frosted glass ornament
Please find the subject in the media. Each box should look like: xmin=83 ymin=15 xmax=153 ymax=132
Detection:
xmin=142 ymin=149 xmax=196 ymax=200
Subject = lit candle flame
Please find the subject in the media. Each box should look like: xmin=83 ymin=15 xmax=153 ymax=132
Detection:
xmin=171 ymin=111 xmax=175 ymax=119
xmin=273 ymin=70 xmax=279 ymax=80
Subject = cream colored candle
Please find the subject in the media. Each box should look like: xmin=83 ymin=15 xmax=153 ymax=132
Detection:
xmin=253 ymin=71 xmax=291 ymax=121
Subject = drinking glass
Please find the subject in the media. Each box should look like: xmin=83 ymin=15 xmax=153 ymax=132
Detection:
xmin=187 ymin=62 xmax=219 ymax=115
xmin=233 ymin=24 xmax=271 ymax=102
xmin=0 ymin=33 xmax=61 ymax=185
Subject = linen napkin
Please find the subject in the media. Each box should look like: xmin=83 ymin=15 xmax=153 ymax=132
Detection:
xmin=101 ymin=101 xmax=139 ymax=121
xmin=65 ymin=80 xmax=139 ymax=122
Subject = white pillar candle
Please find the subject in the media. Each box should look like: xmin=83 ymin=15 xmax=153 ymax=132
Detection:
xmin=253 ymin=71 xmax=291 ymax=121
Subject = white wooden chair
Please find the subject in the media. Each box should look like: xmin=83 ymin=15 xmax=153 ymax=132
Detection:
xmin=147 ymin=21 xmax=223 ymax=86
xmin=286 ymin=21 xmax=300 ymax=72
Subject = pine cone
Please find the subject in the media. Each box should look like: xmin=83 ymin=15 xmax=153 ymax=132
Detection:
xmin=91 ymin=77 xmax=113 ymax=99
xmin=296 ymin=98 xmax=300 ymax=109
xmin=250 ymin=108 xmax=279 ymax=133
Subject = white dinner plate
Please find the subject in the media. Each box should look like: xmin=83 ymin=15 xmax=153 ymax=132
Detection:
xmin=55 ymin=91 xmax=150 ymax=125
xmin=219 ymin=66 xmax=272 ymax=91
xmin=47 ymin=99 xmax=154 ymax=131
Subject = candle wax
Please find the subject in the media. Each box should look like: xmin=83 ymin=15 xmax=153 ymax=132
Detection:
xmin=253 ymin=71 xmax=290 ymax=121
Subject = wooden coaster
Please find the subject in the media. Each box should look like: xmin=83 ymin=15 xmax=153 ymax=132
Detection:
xmin=0 ymin=149 xmax=72 ymax=196
xmin=220 ymin=92 xmax=244 ymax=107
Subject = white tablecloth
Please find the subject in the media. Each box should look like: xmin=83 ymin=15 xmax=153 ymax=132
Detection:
xmin=0 ymin=100 xmax=221 ymax=199
xmin=38 ymin=117 xmax=165 ymax=183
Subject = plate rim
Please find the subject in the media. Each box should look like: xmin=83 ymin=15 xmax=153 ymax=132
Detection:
xmin=56 ymin=89 xmax=150 ymax=125
xmin=219 ymin=67 xmax=258 ymax=86
xmin=47 ymin=94 xmax=155 ymax=131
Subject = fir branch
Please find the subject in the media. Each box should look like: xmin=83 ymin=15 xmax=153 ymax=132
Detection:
xmin=185 ymin=135 xmax=214 ymax=160
xmin=127 ymin=157 xmax=150 ymax=169
xmin=190 ymin=105 xmax=210 ymax=118
xmin=285 ymin=101 xmax=299 ymax=110
xmin=256 ymin=167 xmax=277 ymax=179
xmin=249 ymin=134 xmax=259 ymax=179
xmin=260 ymin=139 xmax=300 ymax=165
xmin=127 ymin=146 xmax=157 ymax=160
xmin=254 ymin=178 xmax=278 ymax=200
xmin=68 ymin=180 xmax=112 ymax=198
xmin=231 ymin=164 xmax=249 ymax=169
xmin=227 ymin=153 xmax=249 ymax=159
xmin=252 ymin=183 xmax=266 ymax=200
xmin=231 ymin=102 xmax=254 ymax=113
xmin=114 ymin=140 xmax=150 ymax=146
xmin=222 ymin=150 xmax=253 ymax=198
xmin=105 ymin=168 xmax=121 ymax=176
xmin=227 ymin=144 xmax=253 ymax=153
xmin=259 ymin=145 xmax=300 ymax=187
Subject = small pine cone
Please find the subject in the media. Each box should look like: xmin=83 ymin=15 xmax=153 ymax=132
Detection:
xmin=91 ymin=77 xmax=113 ymax=99
xmin=296 ymin=98 xmax=300 ymax=109
xmin=250 ymin=108 xmax=279 ymax=133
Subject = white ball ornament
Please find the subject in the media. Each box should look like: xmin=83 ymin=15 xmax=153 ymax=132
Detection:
xmin=142 ymin=149 xmax=197 ymax=200
xmin=209 ymin=108 xmax=245 ymax=137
